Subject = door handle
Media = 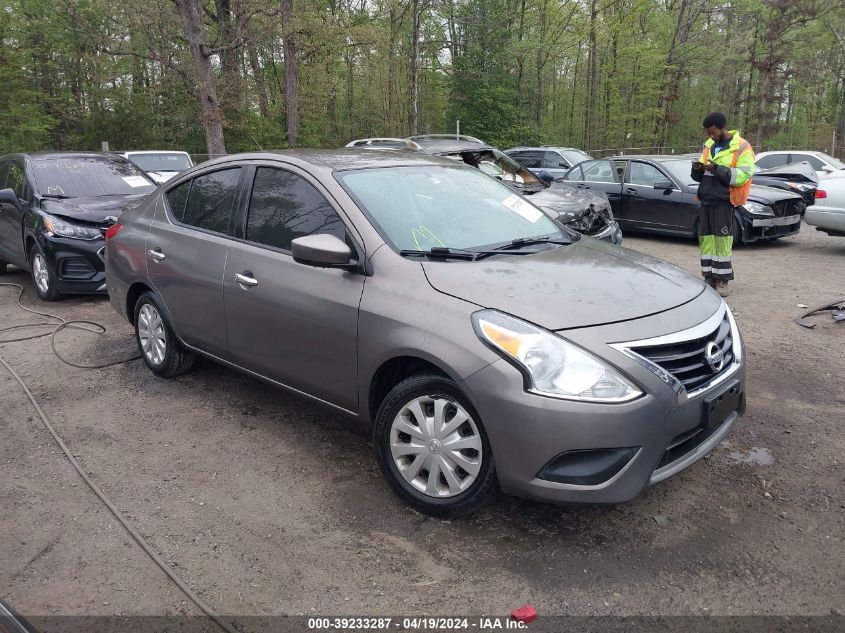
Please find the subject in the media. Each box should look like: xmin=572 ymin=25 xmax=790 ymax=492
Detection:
xmin=626 ymin=187 xmax=639 ymax=194
xmin=234 ymin=272 xmax=258 ymax=288
xmin=147 ymin=248 xmax=166 ymax=262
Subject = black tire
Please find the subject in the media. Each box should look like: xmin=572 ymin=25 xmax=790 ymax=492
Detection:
xmin=731 ymin=215 xmax=743 ymax=246
xmin=133 ymin=291 xmax=194 ymax=377
xmin=0 ymin=259 xmax=7 ymax=275
xmin=373 ymin=373 xmax=498 ymax=518
xmin=29 ymin=244 xmax=61 ymax=301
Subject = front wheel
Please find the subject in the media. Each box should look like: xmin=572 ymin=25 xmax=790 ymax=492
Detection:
xmin=373 ymin=374 xmax=498 ymax=518
xmin=134 ymin=291 xmax=194 ymax=377
xmin=30 ymin=245 xmax=61 ymax=301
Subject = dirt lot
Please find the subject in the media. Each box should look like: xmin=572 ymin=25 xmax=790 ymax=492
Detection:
xmin=1 ymin=223 xmax=844 ymax=623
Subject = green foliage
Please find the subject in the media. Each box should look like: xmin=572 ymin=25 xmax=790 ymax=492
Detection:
xmin=0 ymin=0 xmax=843 ymax=156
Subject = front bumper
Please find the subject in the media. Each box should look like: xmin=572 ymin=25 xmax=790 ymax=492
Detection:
xmin=740 ymin=213 xmax=801 ymax=242
xmin=37 ymin=233 xmax=107 ymax=294
xmin=461 ymin=300 xmax=745 ymax=504
xmin=591 ymin=220 xmax=623 ymax=245
xmin=805 ymin=206 xmax=845 ymax=234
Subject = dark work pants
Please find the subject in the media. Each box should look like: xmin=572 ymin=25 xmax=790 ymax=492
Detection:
xmin=699 ymin=202 xmax=735 ymax=281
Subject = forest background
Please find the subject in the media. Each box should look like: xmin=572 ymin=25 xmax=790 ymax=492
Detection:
xmin=2 ymin=0 xmax=845 ymax=159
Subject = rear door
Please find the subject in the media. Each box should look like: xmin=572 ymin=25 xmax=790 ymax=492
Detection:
xmin=562 ymin=159 xmax=623 ymax=216
xmin=146 ymin=166 xmax=244 ymax=357
xmin=0 ymin=159 xmax=30 ymax=268
xmin=222 ymin=164 xmax=365 ymax=412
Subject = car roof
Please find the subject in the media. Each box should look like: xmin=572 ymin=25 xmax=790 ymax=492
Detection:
xmin=0 ymin=151 xmax=124 ymax=161
xmin=123 ymin=150 xmax=191 ymax=155
xmin=607 ymin=154 xmax=694 ymax=161
xmin=186 ymin=149 xmax=464 ymax=174
xmin=507 ymin=146 xmax=586 ymax=152
xmin=756 ymin=150 xmax=820 ymax=156
xmin=413 ymin=139 xmax=496 ymax=154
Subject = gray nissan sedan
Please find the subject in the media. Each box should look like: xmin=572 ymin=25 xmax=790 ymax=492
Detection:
xmin=105 ymin=150 xmax=745 ymax=517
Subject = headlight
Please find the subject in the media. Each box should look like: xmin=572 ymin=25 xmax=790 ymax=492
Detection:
xmin=43 ymin=214 xmax=102 ymax=240
xmin=473 ymin=310 xmax=642 ymax=403
xmin=742 ymin=201 xmax=774 ymax=216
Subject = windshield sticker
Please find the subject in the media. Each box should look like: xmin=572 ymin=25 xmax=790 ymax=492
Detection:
xmin=123 ymin=176 xmax=150 ymax=187
xmin=501 ymin=194 xmax=542 ymax=223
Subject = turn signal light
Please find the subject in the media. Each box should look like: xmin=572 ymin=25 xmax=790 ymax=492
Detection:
xmin=815 ymin=189 xmax=827 ymax=199
xmin=104 ymin=223 xmax=124 ymax=240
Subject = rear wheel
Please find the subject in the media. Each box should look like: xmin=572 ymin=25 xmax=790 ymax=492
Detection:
xmin=373 ymin=373 xmax=498 ymax=518
xmin=731 ymin=215 xmax=743 ymax=246
xmin=134 ymin=291 xmax=194 ymax=377
xmin=29 ymin=245 xmax=61 ymax=301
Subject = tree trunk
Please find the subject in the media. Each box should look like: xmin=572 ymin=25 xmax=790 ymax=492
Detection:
xmin=388 ymin=4 xmax=399 ymax=136
xmin=174 ymin=0 xmax=226 ymax=155
xmin=280 ymin=0 xmax=300 ymax=146
xmin=215 ymin=0 xmax=243 ymax=114
xmin=584 ymin=0 xmax=598 ymax=150
xmin=247 ymin=43 xmax=271 ymax=118
xmin=409 ymin=0 xmax=422 ymax=135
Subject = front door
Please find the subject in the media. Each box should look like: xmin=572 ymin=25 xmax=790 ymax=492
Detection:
xmin=0 ymin=160 xmax=29 ymax=268
xmin=223 ymin=165 xmax=365 ymax=412
xmin=622 ymin=161 xmax=690 ymax=232
xmin=145 ymin=167 xmax=244 ymax=357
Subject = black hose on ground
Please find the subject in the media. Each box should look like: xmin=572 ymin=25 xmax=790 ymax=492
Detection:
xmin=0 ymin=283 xmax=240 ymax=633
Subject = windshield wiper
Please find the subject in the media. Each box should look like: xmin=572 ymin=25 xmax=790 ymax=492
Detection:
xmin=494 ymin=236 xmax=573 ymax=251
xmin=41 ymin=194 xmax=73 ymax=199
xmin=400 ymin=246 xmax=534 ymax=261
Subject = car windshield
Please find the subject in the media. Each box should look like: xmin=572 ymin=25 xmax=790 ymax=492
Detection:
xmin=817 ymin=152 xmax=845 ymax=170
xmin=560 ymin=149 xmax=593 ymax=165
xmin=127 ymin=153 xmax=193 ymax=172
xmin=659 ymin=159 xmax=698 ymax=186
xmin=440 ymin=149 xmax=541 ymax=188
xmin=31 ymin=157 xmax=155 ymax=198
xmin=337 ymin=165 xmax=565 ymax=253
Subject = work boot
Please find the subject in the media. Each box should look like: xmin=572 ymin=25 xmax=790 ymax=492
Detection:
xmin=716 ymin=280 xmax=730 ymax=297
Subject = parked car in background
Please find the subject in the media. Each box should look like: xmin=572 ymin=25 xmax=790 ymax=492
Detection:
xmin=345 ymin=138 xmax=423 ymax=151
xmin=561 ymin=155 xmax=804 ymax=244
xmin=0 ymin=152 xmax=155 ymax=299
xmin=755 ymin=150 xmax=845 ymax=180
xmin=751 ymin=161 xmax=818 ymax=209
xmin=504 ymin=146 xmax=595 ymax=179
xmin=405 ymin=136 xmax=622 ymax=244
xmin=105 ymin=149 xmax=744 ymax=517
xmin=805 ymin=178 xmax=845 ymax=237
xmin=122 ymin=150 xmax=194 ymax=184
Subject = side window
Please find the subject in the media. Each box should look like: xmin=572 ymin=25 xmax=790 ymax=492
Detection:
xmin=246 ymin=167 xmax=346 ymax=251
xmin=182 ymin=168 xmax=242 ymax=233
xmin=542 ymin=151 xmax=568 ymax=169
xmin=581 ymin=160 xmax=619 ymax=183
xmin=563 ymin=165 xmax=583 ymax=181
xmin=7 ymin=162 xmax=28 ymax=200
xmin=166 ymin=180 xmax=191 ymax=222
xmin=510 ymin=151 xmax=542 ymax=168
xmin=0 ymin=161 xmax=9 ymax=189
xmin=627 ymin=161 xmax=666 ymax=186
xmin=794 ymin=154 xmax=825 ymax=170
xmin=756 ymin=154 xmax=787 ymax=170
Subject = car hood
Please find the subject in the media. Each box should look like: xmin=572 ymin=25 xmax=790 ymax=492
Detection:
xmin=755 ymin=161 xmax=819 ymax=184
xmin=40 ymin=194 xmax=150 ymax=223
xmin=523 ymin=181 xmax=603 ymax=217
xmin=422 ymin=238 xmax=706 ymax=330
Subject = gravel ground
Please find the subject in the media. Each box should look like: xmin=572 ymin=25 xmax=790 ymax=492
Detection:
xmin=1 ymin=223 xmax=843 ymax=623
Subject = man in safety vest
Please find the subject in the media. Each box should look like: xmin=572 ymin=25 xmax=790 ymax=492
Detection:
xmin=691 ymin=111 xmax=754 ymax=297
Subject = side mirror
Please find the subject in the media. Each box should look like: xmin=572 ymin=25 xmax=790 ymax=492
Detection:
xmin=821 ymin=164 xmax=835 ymax=173
xmin=558 ymin=161 xmax=569 ymax=168
xmin=291 ymin=234 xmax=355 ymax=269
xmin=653 ymin=179 xmax=675 ymax=191
xmin=0 ymin=188 xmax=22 ymax=208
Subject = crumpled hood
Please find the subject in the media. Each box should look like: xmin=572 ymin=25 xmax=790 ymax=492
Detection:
xmin=524 ymin=181 xmax=605 ymax=218
xmin=755 ymin=161 xmax=819 ymax=184
xmin=40 ymin=194 xmax=149 ymax=223
xmin=422 ymin=237 xmax=705 ymax=330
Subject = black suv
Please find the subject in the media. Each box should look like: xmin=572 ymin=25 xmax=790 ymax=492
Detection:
xmin=0 ymin=152 xmax=155 ymax=299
